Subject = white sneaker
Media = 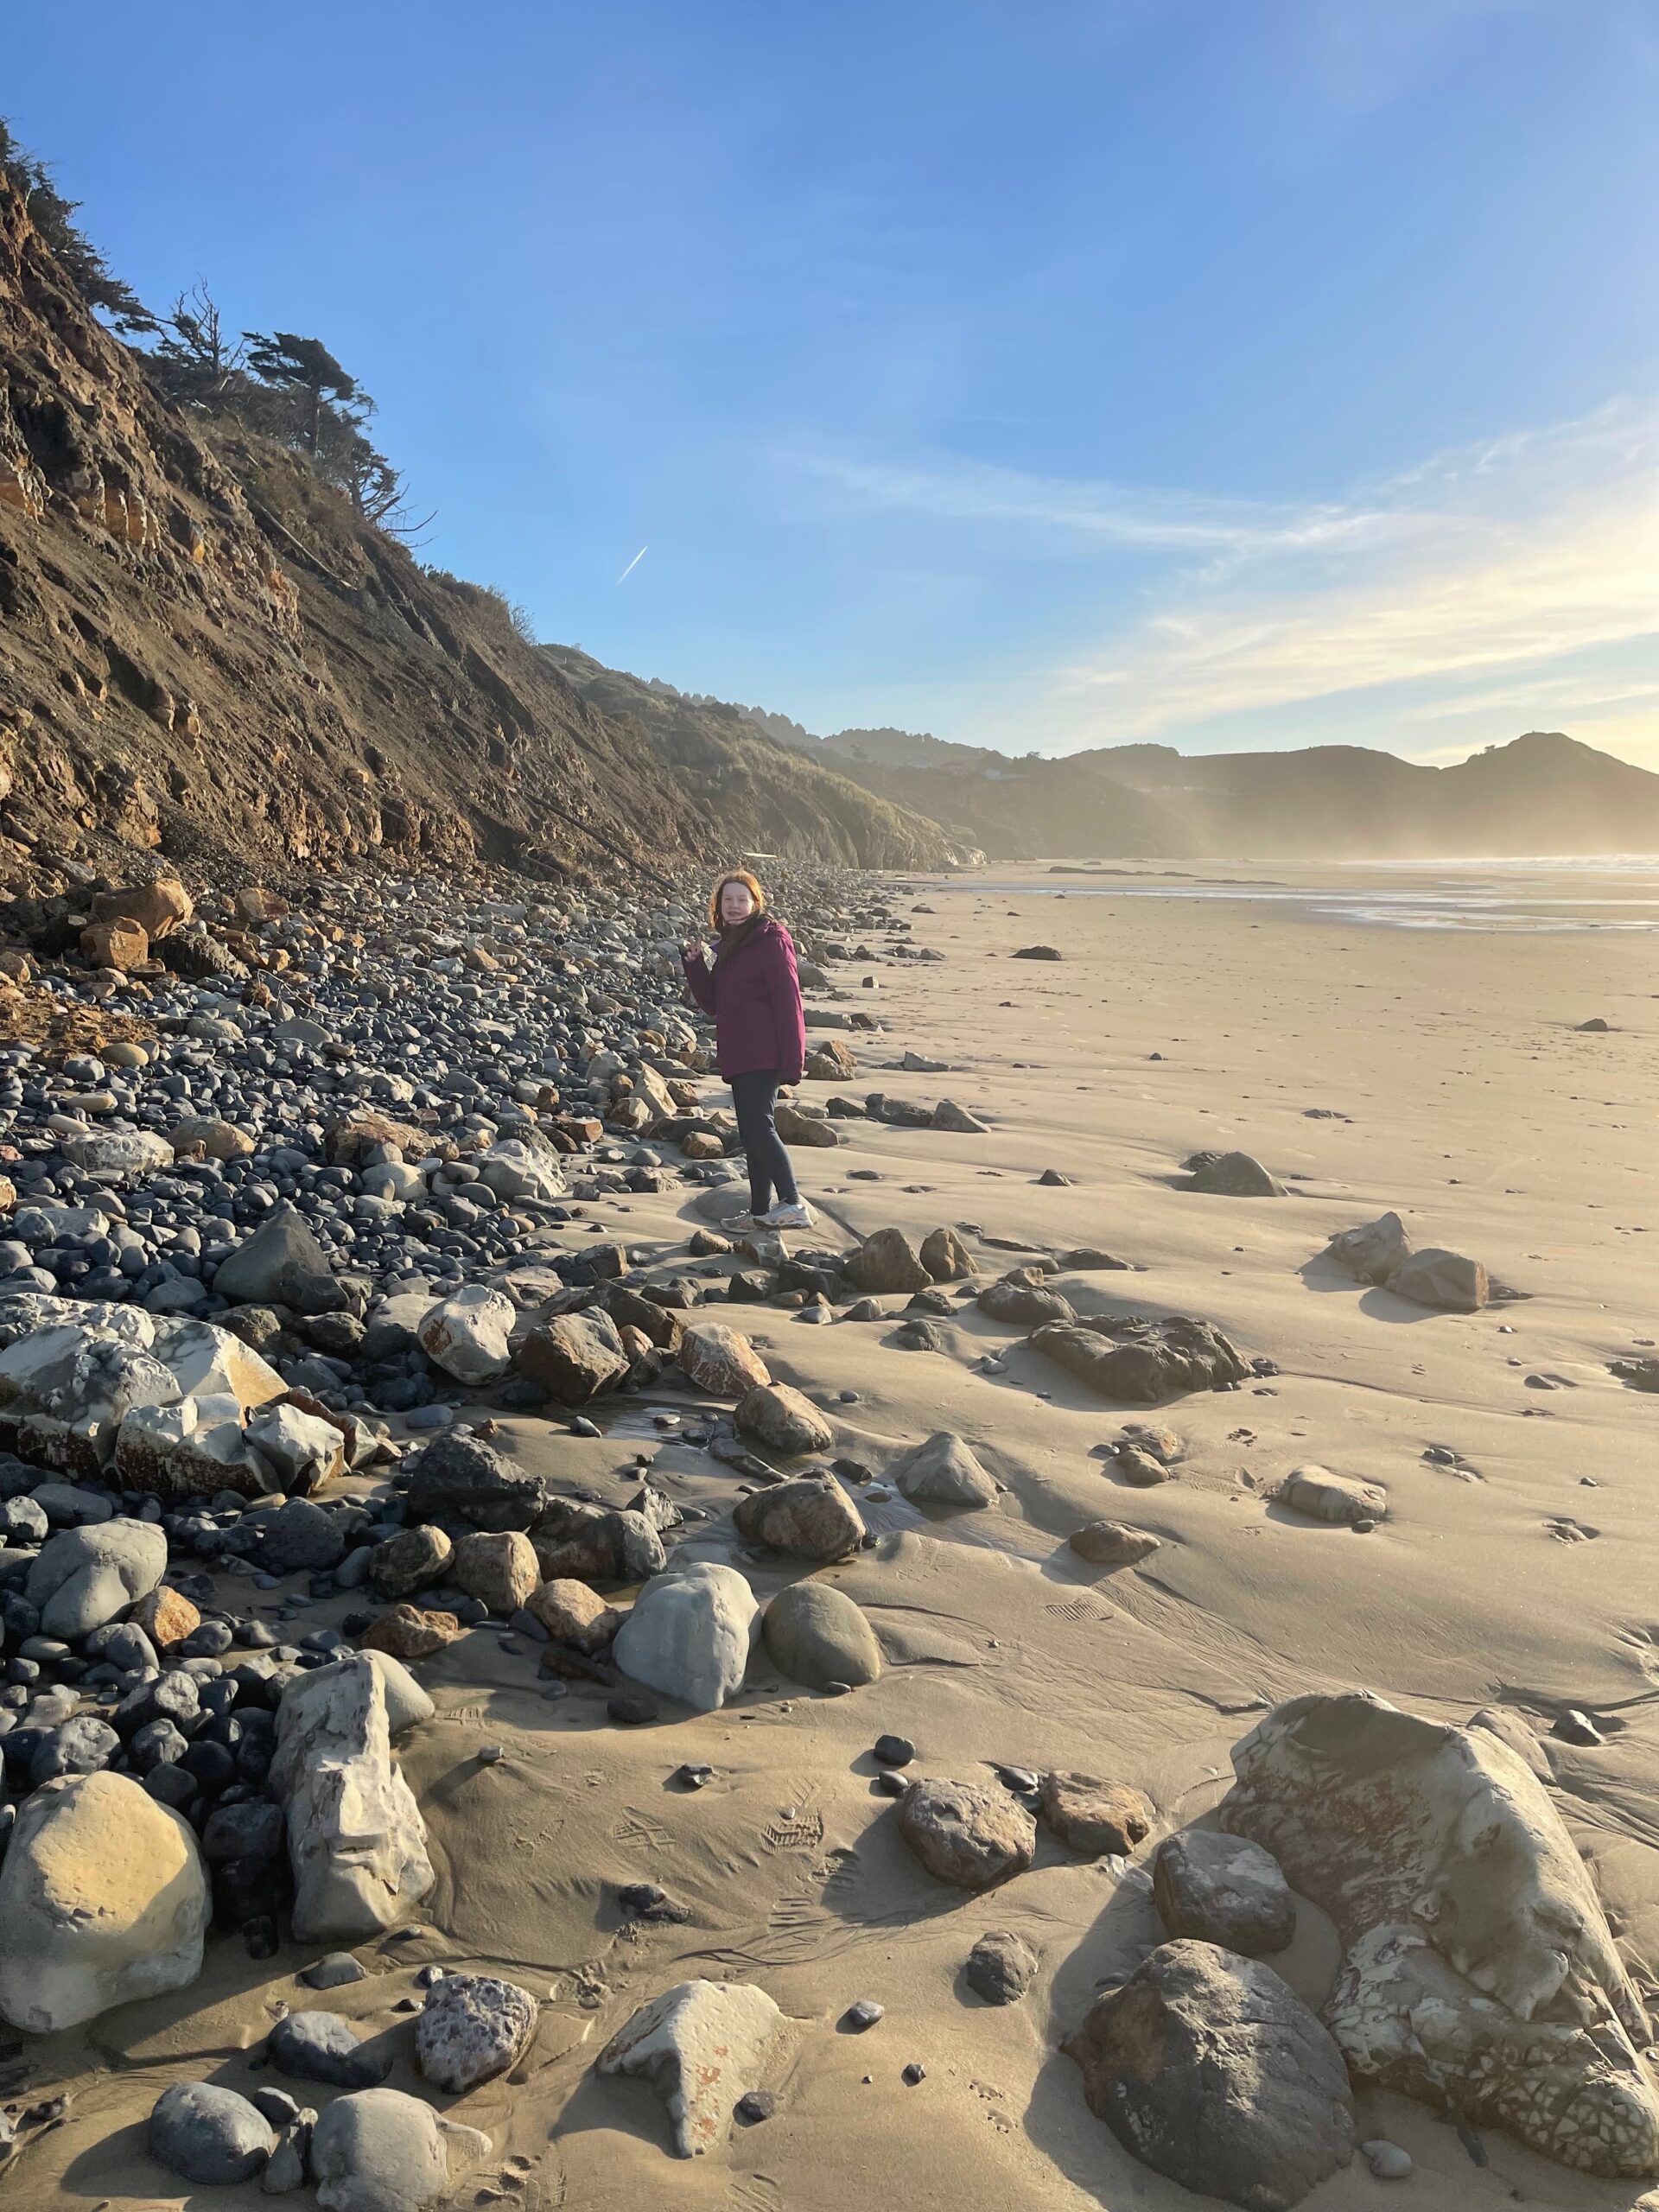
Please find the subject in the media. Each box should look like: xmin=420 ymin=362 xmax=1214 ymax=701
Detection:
xmin=760 ymin=1201 xmax=813 ymax=1230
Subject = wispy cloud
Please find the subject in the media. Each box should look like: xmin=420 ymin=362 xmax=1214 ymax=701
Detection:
xmin=794 ymin=445 xmax=1417 ymax=561
xmin=1052 ymin=405 xmax=1659 ymax=745
xmin=796 ymin=400 xmax=1659 ymax=763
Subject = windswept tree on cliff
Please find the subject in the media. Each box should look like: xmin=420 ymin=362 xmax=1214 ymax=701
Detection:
xmin=0 ymin=118 xmax=156 ymax=332
xmin=147 ymin=281 xmax=250 ymax=408
xmin=241 ymin=331 xmax=362 ymax=461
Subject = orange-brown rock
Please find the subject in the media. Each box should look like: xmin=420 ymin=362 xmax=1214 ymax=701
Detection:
xmin=90 ymin=878 xmax=193 ymax=940
xmin=79 ymin=919 xmax=148 ymax=971
xmin=360 ymin=1605 xmax=463 ymax=1662
xmin=129 ymin=1586 xmax=202 ymax=1649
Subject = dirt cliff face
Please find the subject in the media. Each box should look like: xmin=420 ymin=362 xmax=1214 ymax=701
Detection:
xmin=0 ymin=170 xmax=956 ymax=894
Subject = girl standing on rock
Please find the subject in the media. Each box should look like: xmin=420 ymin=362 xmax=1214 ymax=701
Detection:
xmin=683 ymin=869 xmax=812 ymax=1229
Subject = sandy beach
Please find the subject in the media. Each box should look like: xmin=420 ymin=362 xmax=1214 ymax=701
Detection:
xmin=10 ymin=860 xmax=1659 ymax=2212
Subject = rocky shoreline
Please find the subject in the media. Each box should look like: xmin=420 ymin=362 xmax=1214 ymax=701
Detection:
xmin=0 ymin=859 xmax=1654 ymax=2207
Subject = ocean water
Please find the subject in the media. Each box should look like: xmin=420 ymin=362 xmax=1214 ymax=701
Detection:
xmin=931 ymin=855 xmax=1659 ymax=932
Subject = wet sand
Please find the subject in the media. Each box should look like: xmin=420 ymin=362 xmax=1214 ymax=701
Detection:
xmin=16 ymin=862 xmax=1659 ymax=2212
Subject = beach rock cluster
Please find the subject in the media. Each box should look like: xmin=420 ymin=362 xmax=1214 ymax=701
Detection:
xmin=1320 ymin=1211 xmax=1490 ymax=1311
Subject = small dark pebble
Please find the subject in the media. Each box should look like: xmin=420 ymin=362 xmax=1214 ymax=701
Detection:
xmin=873 ymin=1734 xmax=915 ymax=1767
xmin=734 ymin=2088 xmax=776 ymax=2125
xmin=672 ymin=1763 xmax=714 ymax=1789
xmin=902 ymin=2063 xmax=926 ymax=2085
xmin=873 ymin=1771 xmax=907 ymax=1797
xmin=844 ymin=1999 xmax=885 ymax=2031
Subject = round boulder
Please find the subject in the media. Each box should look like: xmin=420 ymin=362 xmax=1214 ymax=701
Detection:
xmin=762 ymin=1581 xmax=881 ymax=1689
xmin=1064 ymin=1940 xmax=1355 ymax=2209
xmin=149 ymin=2081 xmax=276 ymax=2185
xmin=0 ymin=1771 xmax=209 ymax=2031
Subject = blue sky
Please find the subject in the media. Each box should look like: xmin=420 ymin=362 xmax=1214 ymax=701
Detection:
xmin=7 ymin=1 xmax=1657 ymax=764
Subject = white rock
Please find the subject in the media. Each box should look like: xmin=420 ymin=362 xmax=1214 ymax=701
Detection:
xmin=0 ymin=1293 xmax=117 ymax=1348
xmin=244 ymin=1402 xmax=346 ymax=1492
xmin=271 ymin=1655 xmax=434 ymax=1941
xmin=474 ymin=1140 xmax=565 ymax=1204
xmin=114 ymin=1394 xmax=279 ymax=1499
xmin=62 ymin=1128 xmax=175 ymax=1175
xmin=151 ymin=1318 xmax=287 ymax=1413
xmin=613 ymin=1561 xmax=759 ymax=1713
xmin=309 ymin=2088 xmax=476 ymax=2212
xmin=25 ymin=1516 xmax=168 ymax=1636
xmin=362 ymin=1649 xmax=435 ymax=1734
xmin=416 ymin=1285 xmax=515 ymax=1383
xmin=359 ymin=1160 xmax=426 ymax=1203
xmin=599 ymin=1979 xmax=785 ymax=2156
xmin=0 ymin=1323 xmax=180 ymax=1472
xmin=0 ymin=1771 xmax=208 ymax=2031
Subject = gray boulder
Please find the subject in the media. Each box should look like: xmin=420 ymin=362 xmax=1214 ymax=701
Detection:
xmin=899 ymin=1777 xmax=1035 ymax=1891
xmin=518 ymin=1308 xmax=630 ymax=1402
xmin=845 ymin=1228 xmax=931 ymax=1295
xmin=598 ymin=1979 xmax=784 ymax=2158
xmin=1153 ymin=1829 xmax=1297 ymax=1955
xmin=965 ymin=1929 xmax=1039 ymax=2005
xmin=889 ymin=1430 xmax=997 ymax=1507
xmin=309 ymin=2088 xmax=475 ymax=2212
xmin=370 ymin=1523 xmax=453 ymax=1599
xmin=1030 ymin=1316 xmax=1249 ymax=1402
xmin=1064 ymin=1941 xmax=1355 ymax=2209
xmin=734 ymin=1382 xmax=834 ymax=1456
xmin=241 ymin=1496 xmax=348 ymax=1573
xmin=1184 ymin=1149 xmax=1285 ymax=1197
xmin=270 ymin=1655 xmax=433 ymax=1942
xmin=269 ymin=2010 xmax=391 ymax=2087
xmin=1321 ymin=1211 xmax=1411 ymax=1285
xmin=213 ymin=1203 xmax=346 ymax=1314
xmin=416 ymin=1972 xmax=538 ymax=2092
xmin=613 ymin=1561 xmax=758 ymax=1713
xmin=0 ymin=1771 xmax=208 ymax=2031
xmin=977 ymin=1270 xmax=1076 ymax=1327
xmin=149 ymin=2082 xmax=276 ymax=2185
xmin=531 ymin=1497 xmax=665 ymax=1584
xmin=1388 ymin=1247 xmax=1489 ymax=1313
xmin=404 ymin=1430 xmax=548 ymax=1531
xmin=1277 ymin=1465 xmax=1387 ymax=1526
xmin=25 ymin=1516 xmax=167 ymax=1637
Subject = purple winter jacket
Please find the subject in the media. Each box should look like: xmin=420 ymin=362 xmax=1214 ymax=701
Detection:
xmin=682 ymin=916 xmax=807 ymax=1085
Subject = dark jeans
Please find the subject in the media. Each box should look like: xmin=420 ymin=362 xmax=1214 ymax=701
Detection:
xmin=730 ymin=1070 xmax=799 ymax=1214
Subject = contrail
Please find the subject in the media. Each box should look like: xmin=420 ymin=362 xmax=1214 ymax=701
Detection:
xmin=615 ymin=545 xmax=648 ymax=585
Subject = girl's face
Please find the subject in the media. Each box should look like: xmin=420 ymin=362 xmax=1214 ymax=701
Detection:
xmin=720 ymin=879 xmax=757 ymax=926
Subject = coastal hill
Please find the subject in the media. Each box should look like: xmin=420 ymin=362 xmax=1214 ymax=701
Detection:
xmin=762 ymin=720 xmax=1659 ymax=860
xmin=0 ymin=136 xmax=957 ymax=893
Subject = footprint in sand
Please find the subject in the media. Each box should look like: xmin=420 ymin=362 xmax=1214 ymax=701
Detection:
xmin=1545 ymin=1518 xmax=1600 ymax=1543
xmin=729 ymin=2177 xmax=782 ymax=2212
